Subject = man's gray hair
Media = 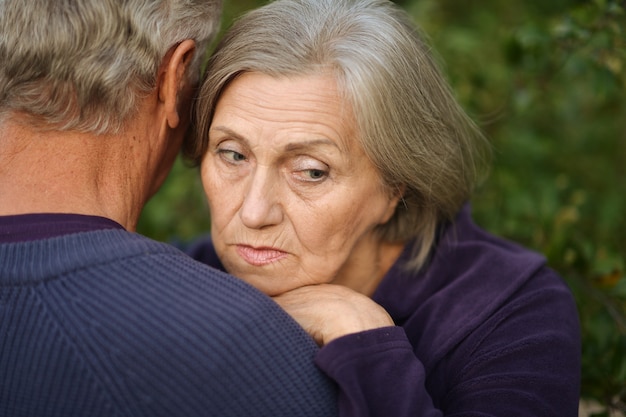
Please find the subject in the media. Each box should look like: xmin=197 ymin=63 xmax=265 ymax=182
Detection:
xmin=0 ymin=0 xmax=222 ymax=134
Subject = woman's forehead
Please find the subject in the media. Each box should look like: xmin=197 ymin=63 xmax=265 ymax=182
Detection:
xmin=214 ymin=72 xmax=360 ymax=151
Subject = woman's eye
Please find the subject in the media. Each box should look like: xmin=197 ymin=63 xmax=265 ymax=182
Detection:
xmin=218 ymin=149 xmax=246 ymax=163
xmin=293 ymin=162 xmax=329 ymax=183
xmin=304 ymin=169 xmax=327 ymax=180
xmin=291 ymin=156 xmax=329 ymax=183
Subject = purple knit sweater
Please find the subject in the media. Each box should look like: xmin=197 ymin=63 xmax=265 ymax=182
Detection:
xmin=189 ymin=205 xmax=581 ymax=416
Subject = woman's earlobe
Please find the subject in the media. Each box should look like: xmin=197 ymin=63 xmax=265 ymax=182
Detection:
xmin=382 ymin=184 xmax=406 ymax=223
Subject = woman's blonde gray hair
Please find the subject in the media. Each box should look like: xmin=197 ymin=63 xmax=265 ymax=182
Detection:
xmin=0 ymin=0 xmax=222 ymax=134
xmin=188 ymin=0 xmax=490 ymax=270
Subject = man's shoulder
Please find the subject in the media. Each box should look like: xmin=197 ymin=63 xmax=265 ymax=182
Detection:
xmin=1 ymin=230 xmax=337 ymax=417
xmin=0 ymin=228 xmax=282 ymax=334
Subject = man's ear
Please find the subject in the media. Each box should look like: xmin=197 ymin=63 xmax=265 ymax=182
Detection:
xmin=158 ymin=39 xmax=197 ymax=129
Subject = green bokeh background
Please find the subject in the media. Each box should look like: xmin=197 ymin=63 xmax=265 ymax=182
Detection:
xmin=138 ymin=1 xmax=626 ymax=413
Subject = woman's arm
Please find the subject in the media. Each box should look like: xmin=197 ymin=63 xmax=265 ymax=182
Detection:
xmin=274 ymin=274 xmax=580 ymax=417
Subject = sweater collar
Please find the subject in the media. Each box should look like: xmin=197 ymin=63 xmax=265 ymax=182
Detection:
xmin=0 ymin=213 xmax=124 ymax=243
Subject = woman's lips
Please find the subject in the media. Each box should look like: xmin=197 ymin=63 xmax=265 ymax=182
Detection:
xmin=235 ymin=245 xmax=288 ymax=266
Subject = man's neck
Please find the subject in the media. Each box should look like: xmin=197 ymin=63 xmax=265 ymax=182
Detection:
xmin=0 ymin=118 xmax=149 ymax=231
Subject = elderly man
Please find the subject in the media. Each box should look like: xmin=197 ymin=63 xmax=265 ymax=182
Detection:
xmin=0 ymin=1 xmax=337 ymax=416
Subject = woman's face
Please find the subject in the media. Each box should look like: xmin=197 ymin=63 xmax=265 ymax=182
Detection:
xmin=201 ymin=72 xmax=399 ymax=296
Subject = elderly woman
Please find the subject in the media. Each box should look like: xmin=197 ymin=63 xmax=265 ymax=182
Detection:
xmin=185 ymin=0 xmax=581 ymax=415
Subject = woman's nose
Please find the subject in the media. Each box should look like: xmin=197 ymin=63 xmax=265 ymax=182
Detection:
xmin=239 ymin=168 xmax=284 ymax=229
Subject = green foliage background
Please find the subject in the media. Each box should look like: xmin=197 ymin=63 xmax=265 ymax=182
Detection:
xmin=138 ymin=0 xmax=626 ymax=413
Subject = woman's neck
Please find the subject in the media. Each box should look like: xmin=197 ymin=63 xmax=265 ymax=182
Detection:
xmin=331 ymin=238 xmax=406 ymax=297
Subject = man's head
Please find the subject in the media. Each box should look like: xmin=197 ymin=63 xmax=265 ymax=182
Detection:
xmin=0 ymin=0 xmax=222 ymax=134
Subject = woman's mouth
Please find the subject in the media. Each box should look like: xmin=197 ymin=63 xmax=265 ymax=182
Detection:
xmin=235 ymin=245 xmax=288 ymax=266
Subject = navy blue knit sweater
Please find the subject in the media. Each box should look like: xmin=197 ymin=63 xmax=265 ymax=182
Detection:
xmin=0 ymin=223 xmax=337 ymax=417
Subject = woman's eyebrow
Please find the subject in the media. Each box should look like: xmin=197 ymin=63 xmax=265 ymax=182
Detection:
xmin=209 ymin=125 xmax=246 ymax=141
xmin=284 ymin=139 xmax=341 ymax=153
xmin=210 ymin=125 xmax=344 ymax=153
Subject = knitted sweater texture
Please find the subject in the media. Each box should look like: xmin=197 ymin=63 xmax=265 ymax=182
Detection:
xmin=0 ymin=228 xmax=337 ymax=417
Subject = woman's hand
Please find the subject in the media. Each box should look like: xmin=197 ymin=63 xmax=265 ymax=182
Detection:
xmin=273 ymin=284 xmax=394 ymax=346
